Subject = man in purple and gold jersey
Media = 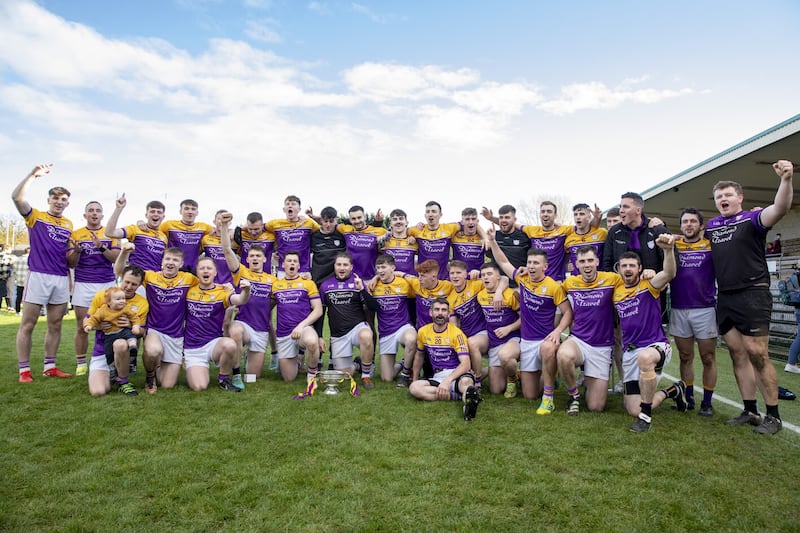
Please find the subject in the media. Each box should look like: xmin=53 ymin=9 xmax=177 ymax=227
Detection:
xmin=451 ymin=207 xmax=485 ymax=273
xmin=363 ymin=254 xmax=417 ymax=384
xmin=447 ymin=260 xmax=490 ymax=388
xmin=565 ymin=203 xmax=607 ymax=276
xmin=266 ymin=195 xmax=320 ymax=277
xmin=335 ymin=205 xmax=388 ymax=280
xmin=403 ymin=259 xmax=455 ymax=330
xmin=201 ymin=210 xmax=236 ymax=286
xmin=272 ymin=251 xmax=323 ymax=384
xmin=381 ymin=208 xmax=417 ymax=276
xmin=478 ymin=262 xmax=521 ymax=397
xmin=705 ymin=160 xmax=794 ymax=435
xmin=67 ymin=200 xmax=121 ymax=376
xmin=558 ymin=246 xmax=622 ymax=415
xmin=409 ymin=298 xmax=482 ymax=421
xmin=218 ymin=212 xmax=277 ymax=384
xmin=184 ymin=257 xmax=251 ymax=392
xmin=670 ymin=207 xmax=718 ymax=417
xmin=116 ymin=243 xmax=198 ymax=394
xmin=12 ymin=163 xmax=74 ymax=382
xmin=235 ymin=212 xmax=275 ymax=268
xmin=408 ymin=201 xmax=461 ymax=281
xmin=160 ymin=199 xmax=213 ymax=272
xmin=615 ymin=236 xmax=686 ymax=433
xmin=104 ymin=194 xmax=168 ymax=273
xmin=485 ymin=227 xmax=572 ymax=411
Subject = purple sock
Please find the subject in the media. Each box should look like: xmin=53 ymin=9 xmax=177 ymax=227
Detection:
xmin=703 ymin=388 xmax=714 ymax=405
xmin=218 ymin=373 xmax=229 ymax=382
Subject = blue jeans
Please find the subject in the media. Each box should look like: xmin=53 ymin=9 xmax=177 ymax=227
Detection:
xmin=789 ymin=308 xmax=800 ymax=365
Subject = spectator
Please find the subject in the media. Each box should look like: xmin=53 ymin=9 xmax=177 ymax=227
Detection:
xmin=0 ymin=245 xmax=13 ymax=312
xmin=785 ymin=267 xmax=800 ymax=374
xmin=13 ymin=248 xmax=30 ymax=315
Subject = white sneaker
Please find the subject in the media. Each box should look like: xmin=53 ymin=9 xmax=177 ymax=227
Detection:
xmin=784 ymin=364 xmax=800 ymax=374
xmin=613 ymin=381 xmax=624 ymax=393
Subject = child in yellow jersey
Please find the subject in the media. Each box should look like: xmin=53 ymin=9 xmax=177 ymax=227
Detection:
xmin=84 ymin=287 xmax=143 ymax=365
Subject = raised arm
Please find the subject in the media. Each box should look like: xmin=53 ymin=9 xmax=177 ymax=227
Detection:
xmin=650 ymin=234 xmax=676 ymax=290
xmin=104 ymin=194 xmax=128 ymax=239
xmin=759 ymin=160 xmax=794 ymax=228
xmin=115 ymin=242 xmax=134 ymax=278
xmin=230 ymin=278 xmax=251 ymax=306
xmin=216 ymin=212 xmax=242 ymax=273
xmin=480 ymin=225 xmax=516 ymax=279
xmin=12 ymin=164 xmax=52 ymax=216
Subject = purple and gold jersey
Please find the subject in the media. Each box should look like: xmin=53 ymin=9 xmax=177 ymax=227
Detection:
xmin=87 ymin=290 xmax=148 ymax=358
xmin=370 ymin=277 xmax=414 ymax=336
xmin=522 ymin=225 xmax=572 ymax=281
xmin=231 ymin=265 xmax=275 ymax=333
xmin=405 ymin=277 xmax=454 ymax=329
xmin=416 ymin=322 xmax=469 ymax=372
xmin=613 ymin=279 xmax=667 ymax=348
xmin=382 ymin=236 xmax=417 ymax=275
xmin=238 ymin=229 xmax=275 ymax=265
xmin=272 ymin=276 xmax=320 ymax=337
xmin=184 ymin=284 xmax=233 ymax=349
xmin=477 ymin=287 xmax=520 ymax=348
xmin=565 ymin=227 xmax=607 ymax=276
xmin=266 ymin=218 xmax=320 ymax=274
xmin=451 ymin=232 xmax=485 ymax=273
xmin=23 ymin=208 xmax=73 ymax=276
xmin=705 ymin=210 xmax=770 ymax=292
xmin=120 ymin=224 xmax=167 ymax=272
xmin=201 ymin=233 xmax=233 ymax=285
xmin=562 ymin=271 xmax=621 ymax=347
xmin=160 ymin=220 xmax=212 ymax=270
xmin=514 ymin=269 xmax=568 ymax=341
xmin=337 ymin=224 xmax=388 ymax=279
xmin=672 ymin=238 xmax=715 ymax=308
xmin=409 ymin=223 xmax=461 ymax=280
xmin=141 ymin=270 xmax=198 ymax=337
xmin=447 ymin=279 xmax=487 ymax=337
xmin=71 ymin=226 xmax=118 ymax=283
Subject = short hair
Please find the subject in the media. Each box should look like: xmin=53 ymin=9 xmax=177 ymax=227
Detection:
xmin=619 ymin=251 xmax=641 ymax=265
xmin=448 ymin=260 xmax=468 ymax=271
xmin=620 ymin=192 xmax=644 ymax=207
xmin=527 ymin=248 xmax=548 ymax=261
xmin=180 ymin=199 xmax=198 ymax=208
xmin=376 ymin=253 xmax=395 ymax=267
xmin=320 ymin=206 xmax=338 ymax=220
xmin=196 ymin=256 xmax=215 ymax=268
xmin=246 ymin=212 xmax=263 ymax=223
xmin=284 ymin=250 xmax=300 ymax=261
xmin=48 ymin=186 xmax=70 ymax=198
xmin=712 ymin=180 xmax=743 ymax=195
xmin=415 ymin=259 xmax=439 ymax=275
xmin=84 ymin=201 xmax=102 ymax=211
xmin=431 ymin=297 xmax=450 ymax=310
xmin=146 ymin=200 xmax=165 ymax=211
xmin=498 ymin=204 xmax=516 ymax=215
xmin=121 ymin=265 xmax=145 ymax=283
xmin=334 ymin=251 xmax=352 ymax=263
xmin=103 ymin=287 xmax=125 ymax=305
xmin=461 ymin=207 xmax=478 ymax=217
xmin=164 ymin=247 xmax=184 ymax=258
xmin=348 ymin=205 xmax=365 ymax=215
xmin=575 ymin=245 xmax=598 ymax=258
xmin=214 ymin=209 xmax=227 ymax=218
xmin=572 ymin=203 xmax=590 ymax=212
xmin=389 ymin=208 xmax=407 ymax=219
xmin=425 ymin=201 xmax=442 ymax=212
xmin=606 ymin=207 xmax=620 ymax=218
xmin=285 ymin=195 xmax=301 ymax=205
xmin=540 ymin=201 xmax=557 ymax=214
xmin=480 ymin=262 xmax=501 ymax=274
xmin=248 ymin=245 xmax=266 ymax=256
xmin=679 ymin=207 xmax=704 ymax=225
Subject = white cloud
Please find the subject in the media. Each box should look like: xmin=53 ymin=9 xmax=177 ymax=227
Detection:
xmin=538 ymin=81 xmax=694 ymax=115
xmin=54 ymin=142 xmax=105 ymax=164
xmin=307 ymin=2 xmax=330 ymax=15
xmin=350 ymin=3 xmax=397 ymax=24
xmin=244 ymin=19 xmax=282 ymax=43
xmin=416 ymin=105 xmax=506 ymax=149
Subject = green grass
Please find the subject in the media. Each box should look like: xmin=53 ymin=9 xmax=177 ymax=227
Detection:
xmin=2 ymin=313 xmax=800 ymax=532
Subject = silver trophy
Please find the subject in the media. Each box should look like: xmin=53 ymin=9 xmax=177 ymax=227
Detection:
xmin=316 ymin=370 xmax=349 ymax=395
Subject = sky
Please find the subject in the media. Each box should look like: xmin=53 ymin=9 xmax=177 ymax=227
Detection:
xmin=0 ymin=0 xmax=798 ymax=227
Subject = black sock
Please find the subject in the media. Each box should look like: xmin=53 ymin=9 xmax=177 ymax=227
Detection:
xmin=766 ymin=404 xmax=780 ymax=419
xmin=743 ymin=399 xmax=758 ymax=414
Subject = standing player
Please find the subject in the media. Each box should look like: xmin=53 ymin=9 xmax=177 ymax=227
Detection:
xmin=67 ymin=201 xmax=120 ymax=375
xmin=160 ymin=199 xmax=213 ymax=272
xmin=382 ymin=208 xmax=418 ymax=276
xmin=266 ymin=195 xmax=320 ymax=277
xmin=408 ymin=201 xmax=461 ymax=280
xmin=12 ymin=163 xmax=74 ymax=382
xmin=705 ymin=160 xmax=794 ymax=434
xmin=482 ymin=205 xmax=530 ymax=288
xmin=565 ymin=203 xmax=607 ymax=276
xmin=310 ymin=207 xmax=346 ymax=284
xmin=201 ymin=210 xmax=236 ymax=285
xmin=336 ymin=205 xmax=388 ymax=280
xmin=451 ymin=207 xmax=485 ymax=273
xmin=104 ymin=194 xmax=168 ymax=272
xmin=235 ymin=212 xmax=275 ymax=268
xmin=409 ymin=298 xmax=482 ymax=421
xmin=670 ymin=208 xmax=718 ymax=416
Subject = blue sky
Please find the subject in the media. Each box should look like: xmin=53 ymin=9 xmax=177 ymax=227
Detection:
xmin=1 ymin=0 xmax=798 ymax=226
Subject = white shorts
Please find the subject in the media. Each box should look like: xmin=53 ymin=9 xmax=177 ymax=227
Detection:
xmin=184 ymin=338 xmax=222 ymax=369
xmin=565 ymin=336 xmax=612 ymax=381
xmin=330 ymin=322 xmax=370 ymax=358
xmin=669 ymin=307 xmax=718 ymax=340
xmin=488 ymin=338 xmax=520 ymax=367
xmin=622 ymin=342 xmax=672 ymax=383
xmin=89 ymin=354 xmax=110 ymax=373
xmin=520 ymin=339 xmax=544 ymax=372
xmin=235 ymin=320 xmax=269 ymax=353
xmin=72 ymin=281 xmax=117 ymax=308
xmin=276 ymin=328 xmax=315 ymax=359
xmin=379 ymin=323 xmax=415 ymax=356
xmin=24 ymin=271 xmax=70 ymax=306
xmin=149 ymin=330 xmax=184 ymax=365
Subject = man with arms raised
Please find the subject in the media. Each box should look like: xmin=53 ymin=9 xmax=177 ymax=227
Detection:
xmin=12 ymin=163 xmax=74 ymax=382
xmin=409 ymin=298 xmax=482 ymax=421
xmin=104 ymin=194 xmax=168 ymax=273
xmin=481 ymin=204 xmax=530 ymax=288
xmin=565 ymin=203 xmax=607 ymax=276
xmin=705 ymin=160 xmax=794 ymax=434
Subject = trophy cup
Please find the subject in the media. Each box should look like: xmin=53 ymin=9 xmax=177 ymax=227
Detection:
xmin=316 ymin=370 xmax=349 ymax=395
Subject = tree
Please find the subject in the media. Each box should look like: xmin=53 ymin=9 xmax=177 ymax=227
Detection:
xmin=516 ymin=193 xmax=577 ymax=226
xmin=0 ymin=214 xmax=27 ymax=250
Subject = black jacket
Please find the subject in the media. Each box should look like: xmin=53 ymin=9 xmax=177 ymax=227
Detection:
xmin=602 ymin=216 xmax=669 ymax=272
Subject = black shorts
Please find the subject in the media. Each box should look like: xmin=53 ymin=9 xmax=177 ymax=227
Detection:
xmin=103 ymin=328 xmax=135 ymax=364
xmin=716 ymin=287 xmax=772 ymax=337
